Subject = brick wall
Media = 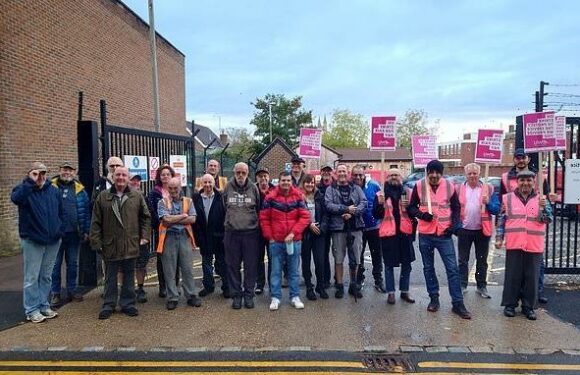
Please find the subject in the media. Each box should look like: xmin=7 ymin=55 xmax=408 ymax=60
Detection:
xmin=256 ymin=144 xmax=295 ymax=179
xmin=0 ymin=0 xmax=186 ymax=251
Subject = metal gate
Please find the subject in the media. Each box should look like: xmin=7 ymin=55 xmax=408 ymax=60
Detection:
xmin=545 ymin=117 xmax=580 ymax=274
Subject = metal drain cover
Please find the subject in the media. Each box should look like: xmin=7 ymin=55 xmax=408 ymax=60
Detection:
xmin=362 ymin=354 xmax=414 ymax=373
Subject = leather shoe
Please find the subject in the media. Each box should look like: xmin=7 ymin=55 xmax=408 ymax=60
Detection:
xmin=244 ymin=296 xmax=254 ymax=309
xmin=232 ymin=296 xmax=242 ymax=310
xmin=524 ymin=309 xmax=537 ymax=321
xmin=400 ymin=292 xmax=415 ymax=303
xmin=503 ymin=306 xmax=516 ymax=317
xmin=198 ymin=288 xmax=214 ymax=297
xmin=317 ymin=288 xmax=329 ymax=299
xmin=451 ymin=303 xmax=472 ymax=319
xmin=98 ymin=309 xmax=113 ymax=320
xmin=538 ymin=295 xmax=548 ymax=304
xmin=166 ymin=301 xmax=178 ymax=310
xmin=121 ymin=306 xmax=139 ymax=317
xmin=187 ymin=296 xmax=202 ymax=307
xmin=306 ymin=288 xmax=317 ymax=301
xmin=387 ymin=293 xmax=396 ymax=305
xmin=222 ymin=289 xmax=231 ymax=299
xmin=427 ymin=295 xmax=440 ymax=312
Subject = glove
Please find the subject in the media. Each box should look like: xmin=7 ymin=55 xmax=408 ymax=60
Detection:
xmin=421 ymin=212 xmax=434 ymax=222
xmin=443 ymin=228 xmax=453 ymax=237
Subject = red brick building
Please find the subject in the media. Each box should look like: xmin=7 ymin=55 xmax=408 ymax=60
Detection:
xmin=0 ymin=0 xmax=186 ymax=251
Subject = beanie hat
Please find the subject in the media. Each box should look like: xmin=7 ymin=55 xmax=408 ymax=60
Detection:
xmin=426 ymin=160 xmax=444 ymax=174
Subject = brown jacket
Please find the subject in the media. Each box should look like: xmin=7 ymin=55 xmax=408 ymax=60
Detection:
xmin=90 ymin=186 xmax=151 ymax=261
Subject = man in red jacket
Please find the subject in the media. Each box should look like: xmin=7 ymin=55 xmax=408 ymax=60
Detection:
xmin=260 ymin=171 xmax=311 ymax=311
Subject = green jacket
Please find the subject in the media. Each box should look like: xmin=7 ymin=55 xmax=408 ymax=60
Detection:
xmin=90 ymin=186 xmax=151 ymax=261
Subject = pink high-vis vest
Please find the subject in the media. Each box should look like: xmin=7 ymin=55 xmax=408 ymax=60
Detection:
xmin=457 ymin=183 xmax=494 ymax=237
xmin=378 ymin=188 xmax=413 ymax=237
xmin=504 ymin=192 xmax=546 ymax=253
xmin=416 ymin=178 xmax=453 ymax=236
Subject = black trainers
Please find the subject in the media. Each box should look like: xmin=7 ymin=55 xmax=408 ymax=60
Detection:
xmin=255 ymin=286 xmax=264 ymax=295
xmin=136 ymin=289 xmax=148 ymax=303
xmin=98 ymin=309 xmax=113 ymax=320
xmin=335 ymin=284 xmax=344 ymax=299
xmin=348 ymin=284 xmax=363 ymax=299
xmin=427 ymin=295 xmax=440 ymax=312
xmin=244 ymin=296 xmax=255 ymax=309
xmin=451 ymin=303 xmax=472 ymax=319
xmin=232 ymin=296 xmax=242 ymax=310
xmin=166 ymin=300 xmax=178 ymax=310
xmin=222 ymin=289 xmax=231 ymax=299
xmin=121 ymin=306 xmax=139 ymax=317
xmin=306 ymin=288 xmax=317 ymax=301
xmin=198 ymin=288 xmax=214 ymax=297
xmin=317 ymin=288 xmax=329 ymax=299
xmin=187 ymin=296 xmax=202 ymax=307
xmin=503 ymin=306 xmax=516 ymax=317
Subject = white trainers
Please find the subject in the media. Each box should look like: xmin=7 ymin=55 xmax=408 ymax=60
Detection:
xmin=26 ymin=311 xmax=46 ymax=323
xmin=269 ymin=298 xmax=280 ymax=311
xmin=40 ymin=308 xmax=58 ymax=319
xmin=290 ymin=296 xmax=304 ymax=309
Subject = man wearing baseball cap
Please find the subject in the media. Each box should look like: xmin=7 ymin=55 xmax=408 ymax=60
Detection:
xmin=12 ymin=162 xmax=65 ymax=323
xmin=49 ymin=162 xmax=91 ymax=308
xmin=255 ymin=167 xmax=275 ymax=294
xmin=290 ymin=156 xmax=306 ymax=187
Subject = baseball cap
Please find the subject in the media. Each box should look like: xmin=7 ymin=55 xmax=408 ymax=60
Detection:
xmin=59 ymin=161 xmax=76 ymax=169
xmin=291 ymin=156 xmax=305 ymax=164
xmin=29 ymin=162 xmax=47 ymax=173
xmin=320 ymin=163 xmax=334 ymax=171
xmin=514 ymin=148 xmax=527 ymax=157
xmin=255 ymin=167 xmax=270 ymax=176
xmin=130 ymin=173 xmax=142 ymax=181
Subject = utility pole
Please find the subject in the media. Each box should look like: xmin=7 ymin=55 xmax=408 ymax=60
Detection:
xmin=539 ymin=80 xmax=549 ymax=112
xmin=268 ymin=102 xmax=273 ymax=143
xmin=148 ymin=0 xmax=161 ymax=132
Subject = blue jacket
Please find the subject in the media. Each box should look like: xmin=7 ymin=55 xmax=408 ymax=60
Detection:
xmin=11 ymin=178 xmax=65 ymax=246
xmin=360 ymin=179 xmax=381 ymax=230
xmin=51 ymin=177 xmax=91 ymax=235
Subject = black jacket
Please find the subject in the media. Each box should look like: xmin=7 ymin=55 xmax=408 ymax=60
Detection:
xmin=193 ymin=189 xmax=226 ymax=256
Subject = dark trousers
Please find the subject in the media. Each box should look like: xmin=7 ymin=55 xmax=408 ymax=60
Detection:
xmin=358 ymin=229 xmax=383 ymax=284
xmin=103 ymin=258 xmax=136 ymax=311
xmin=256 ymin=237 xmax=269 ymax=289
xmin=457 ymin=229 xmax=490 ymax=288
xmin=323 ymin=232 xmax=332 ymax=286
xmin=501 ymin=250 xmax=542 ymax=310
xmin=224 ymin=230 xmax=259 ymax=298
xmin=301 ymin=231 xmax=326 ymax=290
xmin=201 ymin=241 xmax=229 ymax=292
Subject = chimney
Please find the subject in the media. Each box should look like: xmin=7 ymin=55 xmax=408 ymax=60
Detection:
xmin=220 ymin=133 xmax=228 ymax=145
xmin=508 ymin=124 xmax=515 ymax=133
xmin=463 ymin=133 xmax=471 ymax=140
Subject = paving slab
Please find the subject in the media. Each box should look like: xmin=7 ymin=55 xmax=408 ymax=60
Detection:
xmin=0 ymin=285 xmax=577 ymax=352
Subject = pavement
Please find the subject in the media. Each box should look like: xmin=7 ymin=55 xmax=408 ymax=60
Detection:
xmin=0 ymin=241 xmax=579 ymax=356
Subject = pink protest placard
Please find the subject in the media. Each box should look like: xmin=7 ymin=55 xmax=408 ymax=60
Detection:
xmin=412 ymin=135 xmax=438 ymax=168
xmin=474 ymin=129 xmax=503 ymax=164
xmin=523 ymin=111 xmax=556 ymax=152
xmin=370 ymin=116 xmax=396 ymax=151
xmin=298 ymin=128 xmax=323 ymax=158
xmin=555 ymin=116 xmax=567 ymax=151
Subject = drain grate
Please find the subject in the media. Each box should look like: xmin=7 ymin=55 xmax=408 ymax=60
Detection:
xmin=362 ymin=354 xmax=415 ymax=373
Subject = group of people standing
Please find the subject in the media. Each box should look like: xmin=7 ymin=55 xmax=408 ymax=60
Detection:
xmin=11 ymin=146 xmax=552 ymax=322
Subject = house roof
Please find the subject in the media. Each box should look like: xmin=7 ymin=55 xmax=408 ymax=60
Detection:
xmin=186 ymin=122 xmax=223 ymax=148
xmin=336 ymin=148 xmax=412 ymax=162
xmin=254 ymin=137 xmax=297 ymax=163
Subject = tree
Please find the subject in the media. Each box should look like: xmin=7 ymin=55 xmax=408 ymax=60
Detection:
xmin=322 ymin=109 xmax=369 ymax=148
xmin=250 ymin=94 xmax=313 ymax=154
xmin=222 ymin=127 xmax=254 ymax=161
xmin=396 ymin=109 xmax=439 ymax=148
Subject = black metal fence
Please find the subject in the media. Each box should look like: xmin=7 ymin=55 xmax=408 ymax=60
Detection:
xmin=545 ymin=117 xmax=580 ymax=274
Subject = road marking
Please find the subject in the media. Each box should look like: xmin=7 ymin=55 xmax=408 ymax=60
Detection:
xmin=0 ymin=372 xmax=373 ymax=375
xmin=419 ymin=361 xmax=580 ymax=371
xmin=0 ymin=360 xmax=365 ymax=369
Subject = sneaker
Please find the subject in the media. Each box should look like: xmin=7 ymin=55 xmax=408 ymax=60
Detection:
xmin=50 ymin=294 xmax=62 ymax=308
xmin=503 ymin=306 xmax=516 ymax=317
xmin=451 ymin=303 xmax=472 ymax=319
xmin=187 ymin=296 xmax=202 ymax=307
xmin=427 ymin=295 xmax=440 ymax=312
xmin=348 ymin=284 xmax=363 ymax=299
xmin=335 ymin=284 xmax=344 ymax=299
xmin=98 ymin=309 xmax=113 ymax=320
xmin=306 ymin=288 xmax=317 ymax=301
xmin=40 ymin=308 xmax=58 ymax=319
xmin=244 ymin=296 xmax=255 ymax=309
xmin=290 ymin=296 xmax=305 ymax=309
xmin=255 ymin=286 xmax=264 ymax=295
xmin=476 ymin=287 xmax=492 ymax=299
xmin=232 ymin=296 xmax=242 ymax=310
xmin=269 ymin=297 xmax=281 ymax=311
xmin=524 ymin=308 xmax=537 ymax=321
xmin=166 ymin=300 xmax=178 ymax=310
xmin=374 ymin=283 xmax=387 ymax=294
xmin=27 ymin=311 xmax=46 ymax=323
xmin=121 ymin=306 xmax=139 ymax=317
xmin=198 ymin=288 xmax=214 ymax=297
xmin=317 ymin=288 xmax=329 ymax=300
xmin=136 ymin=289 xmax=148 ymax=303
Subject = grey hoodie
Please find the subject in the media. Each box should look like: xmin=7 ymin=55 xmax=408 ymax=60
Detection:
xmin=222 ymin=178 xmax=260 ymax=232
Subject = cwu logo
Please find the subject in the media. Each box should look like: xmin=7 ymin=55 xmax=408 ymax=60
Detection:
xmin=132 ymin=157 xmax=140 ymax=168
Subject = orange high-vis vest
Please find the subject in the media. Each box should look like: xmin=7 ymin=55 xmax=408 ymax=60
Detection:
xmin=378 ymin=189 xmax=413 ymax=237
xmin=457 ymin=182 xmax=494 ymax=237
xmin=156 ymin=197 xmax=197 ymax=254
xmin=504 ymin=192 xmax=546 ymax=253
xmin=416 ymin=178 xmax=454 ymax=236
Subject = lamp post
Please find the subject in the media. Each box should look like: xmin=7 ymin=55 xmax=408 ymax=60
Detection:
xmin=268 ymin=102 xmax=274 ymax=143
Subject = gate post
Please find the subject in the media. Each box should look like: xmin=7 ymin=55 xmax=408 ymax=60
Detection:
xmin=77 ymin=120 xmax=99 ymax=288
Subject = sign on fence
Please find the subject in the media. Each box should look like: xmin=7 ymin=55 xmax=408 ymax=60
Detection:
xmin=170 ymin=155 xmax=188 ymax=187
xmin=123 ymin=155 xmax=148 ymax=180
xmin=149 ymin=157 xmax=160 ymax=181
xmin=412 ymin=135 xmax=438 ymax=168
xmin=370 ymin=116 xmax=396 ymax=151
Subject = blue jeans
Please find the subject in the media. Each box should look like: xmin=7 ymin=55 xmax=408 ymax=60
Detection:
xmin=269 ymin=241 xmax=301 ymax=300
xmin=418 ymin=234 xmax=463 ymax=305
xmin=22 ymin=238 xmax=61 ymax=315
xmin=385 ymin=263 xmax=412 ymax=293
xmin=51 ymin=232 xmax=80 ymax=295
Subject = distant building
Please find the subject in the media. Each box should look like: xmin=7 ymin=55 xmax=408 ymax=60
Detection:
xmin=335 ymin=148 xmax=413 ymax=177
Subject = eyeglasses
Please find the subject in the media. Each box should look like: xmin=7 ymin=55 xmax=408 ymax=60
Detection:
xmin=353 ymin=174 xmax=365 ymax=177
xmin=108 ymin=164 xmax=122 ymax=168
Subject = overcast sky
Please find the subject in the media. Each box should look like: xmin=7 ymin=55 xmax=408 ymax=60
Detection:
xmin=123 ymin=0 xmax=580 ymax=141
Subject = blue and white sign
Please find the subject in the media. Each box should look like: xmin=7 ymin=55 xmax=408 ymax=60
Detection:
xmin=123 ymin=155 xmax=148 ymax=181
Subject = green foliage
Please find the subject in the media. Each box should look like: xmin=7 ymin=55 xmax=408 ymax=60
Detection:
xmin=221 ymin=127 xmax=254 ymax=163
xmin=396 ymin=109 xmax=439 ymax=148
xmin=251 ymin=94 xmax=313 ymax=154
xmin=322 ymin=109 xmax=369 ymax=148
